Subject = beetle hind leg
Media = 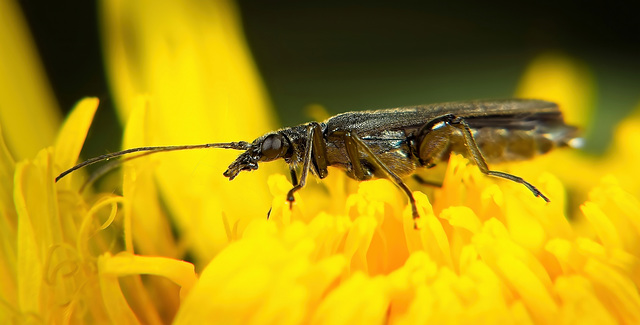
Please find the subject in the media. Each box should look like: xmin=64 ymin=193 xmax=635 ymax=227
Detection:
xmin=448 ymin=115 xmax=550 ymax=202
xmin=482 ymin=170 xmax=549 ymax=202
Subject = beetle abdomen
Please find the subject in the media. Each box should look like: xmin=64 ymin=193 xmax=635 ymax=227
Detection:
xmin=448 ymin=125 xmax=578 ymax=164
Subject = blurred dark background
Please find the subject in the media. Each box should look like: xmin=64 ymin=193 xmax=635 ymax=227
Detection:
xmin=18 ymin=1 xmax=640 ymax=155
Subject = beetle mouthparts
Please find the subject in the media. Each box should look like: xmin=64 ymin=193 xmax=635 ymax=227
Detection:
xmin=223 ymin=151 xmax=259 ymax=180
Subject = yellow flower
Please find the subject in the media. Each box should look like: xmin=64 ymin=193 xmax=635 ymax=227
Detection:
xmin=2 ymin=1 xmax=640 ymax=324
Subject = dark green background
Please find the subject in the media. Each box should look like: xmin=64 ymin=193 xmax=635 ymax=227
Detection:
xmin=19 ymin=1 xmax=640 ymax=156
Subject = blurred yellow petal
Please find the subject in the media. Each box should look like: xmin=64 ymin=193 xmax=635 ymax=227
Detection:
xmin=546 ymin=238 xmax=580 ymax=274
xmin=396 ymin=283 xmax=434 ymax=324
xmin=121 ymin=97 xmax=179 ymax=258
xmin=100 ymin=0 xmax=278 ymax=263
xmin=587 ymin=175 xmax=640 ymax=255
xmin=584 ymin=258 xmax=640 ymax=323
xmin=298 ymin=255 xmax=347 ymax=307
xmin=0 ymin=0 xmax=60 ymax=160
xmin=174 ymin=225 xmax=333 ymax=324
xmin=311 ymin=273 xmax=388 ymax=325
xmin=581 ymin=202 xmax=624 ymax=250
xmin=555 ymin=275 xmax=617 ymax=324
xmin=611 ymin=103 xmax=640 ymax=166
xmin=0 ymin=123 xmax=17 ymax=315
xmin=515 ymin=52 xmax=594 ymax=127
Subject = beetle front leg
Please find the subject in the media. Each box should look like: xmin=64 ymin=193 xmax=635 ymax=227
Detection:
xmin=286 ymin=123 xmax=317 ymax=207
xmin=289 ymin=166 xmax=299 ymax=187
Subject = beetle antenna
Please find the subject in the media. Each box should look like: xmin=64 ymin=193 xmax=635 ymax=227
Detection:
xmin=55 ymin=141 xmax=252 ymax=182
xmin=78 ymin=151 xmax=155 ymax=192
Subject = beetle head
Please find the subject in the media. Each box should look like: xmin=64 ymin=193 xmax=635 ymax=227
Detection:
xmin=223 ymin=132 xmax=291 ymax=180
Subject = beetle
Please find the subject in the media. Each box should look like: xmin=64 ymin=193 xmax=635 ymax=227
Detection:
xmin=56 ymin=99 xmax=578 ymax=227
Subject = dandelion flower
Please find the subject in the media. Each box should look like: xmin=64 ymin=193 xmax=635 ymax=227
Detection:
xmin=1 ymin=0 xmax=639 ymax=324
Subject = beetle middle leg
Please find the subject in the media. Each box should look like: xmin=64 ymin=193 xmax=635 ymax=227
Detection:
xmin=338 ymin=131 xmax=422 ymax=229
xmin=412 ymin=175 xmax=443 ymax=188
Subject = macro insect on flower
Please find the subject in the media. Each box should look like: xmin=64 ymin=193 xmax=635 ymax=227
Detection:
xmin=56 ymin=99 xmax=578 ymax=227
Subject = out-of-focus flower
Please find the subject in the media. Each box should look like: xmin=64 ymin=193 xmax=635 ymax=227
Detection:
xmin=0 ymin=0 xmax=60 ymax=160
xmin=1 ymin=0 xmax=639 ymax=324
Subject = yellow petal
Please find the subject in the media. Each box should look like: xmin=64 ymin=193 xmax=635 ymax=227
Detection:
xmin=14 ymin=149 xmax=64 ymax=318
xmin=98 ymin=255 xmax=140 ymax=324
xmin=441 ymin=206 xmax=482 ymax=235
xmin=307 ymin=212 xmax=352 ymax=258
xmin=343 ymin=215 xmax=377 ymax=274
xmin=53 ymin=98 xmax=99 ymax=171
xmin=267 ymin=174 xmax=306 ymax=227
xmin=403 ymin=192 xmax=453 ymax=270
xmin=504 ymin=199 xmax=546 ymax=252
xmin=496 ymin=255 xmax=558 ymax=323
xmin=15 ymin=161 xmax=44 ymax=315
xmin=98 ymin=252 xmax=196 ymax=301
xmin=474 ymin=220 xmax=555 ymax=297
xmin=440 ymin=206 xmax=481 ymax=272
xmin=344 ymin=179 xmax=408 ymax=274
xmin=53 ymin=97 xmax=99 ymax=189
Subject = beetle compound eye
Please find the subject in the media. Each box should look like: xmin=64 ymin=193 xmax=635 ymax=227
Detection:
xmin=261 ymin=134 xmax=287 ymax=160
